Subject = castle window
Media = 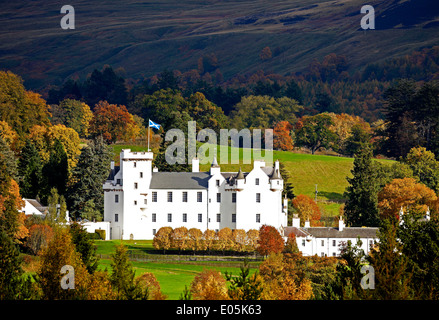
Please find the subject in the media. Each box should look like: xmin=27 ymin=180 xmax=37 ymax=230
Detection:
xmin=216 ymin=179 xmax=220 ymax=187
xmin=197 ymin=192 xmax=202 ymax=202
xmin=232 ymin=214 xmax=236 ymax=223
xmin=167 ymin=191 xmax=173 ymax=202
xmin=198 ymin=214 xmax=202 ymax=223
xmin=134 ymin=182 xmax=138 ymax=189
xmin=321 ymin=240 xmax=325 ymax=246
xmin=332 ymin=240 xmax=336 ymax=246
xmin=115 ymin=214 xmax=118 ymax=222
xmin=182 ymin=192 xmax=188 ymax=202
xmin=134 ymin=200 xmax=137 ymax=205
xmin=217 ymin=193 xmax=221 ymax=203
xmin=140 ymin=172 xmax=143 ymax=178
xmin=217 ymin=213 xmax=221 ymax=222
xmin=115 ymin=194 xmax=119 ymax=203
xmin=152 ymin=192 xmax=157 ymax=202
xmin=256 ymin=193 xmax=261 ymax=203
xmin=133 ymin=162 xmax=137 ymax=168
xmin=152 ymin=229 xmax=156 ymax=236
xmin=168 ymin=213 xmax=172 ymax=222
xmin=255 ymin=178 xmax=259 ymax=185
xmin=116 ymin=179 xmax=121 ymax=185
xmin=256 ymin=213 xmax=261 ymax=223
xmin=183 ymin=213 xmax=187 ymax=223
xmin=152 ymin=213 xmax=156 ymax=222
xmin=232 ymin=193 xmax=236 ymax=203
xmin=302 ymin=240 xmax=305 ymax=246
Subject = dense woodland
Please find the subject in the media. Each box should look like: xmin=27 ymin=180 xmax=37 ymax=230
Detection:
xmin=1 ymin=45 xmax=439 ymax=300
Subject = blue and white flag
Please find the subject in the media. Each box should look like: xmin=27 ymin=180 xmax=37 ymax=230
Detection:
xmin=149 ymin=119 xmax=161 ymax=130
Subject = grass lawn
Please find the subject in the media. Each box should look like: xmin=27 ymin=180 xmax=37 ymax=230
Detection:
xmin=95 ymin=240 xmax=259 ymax=300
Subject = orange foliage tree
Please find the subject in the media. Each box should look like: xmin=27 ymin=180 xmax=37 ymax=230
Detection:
xmin=257 ymin=225 xmax=284 ymax=257
xmin=273 ymin=121 xmax=294 ymax=151
xmin=292 ymin=194 xmax=322 ymax=226
xmin=378 ymin=177 xmax=438 ymax=221
xmin=25 ymin=224 xmax=54 ymax=255
xmin=89 ymin=101 xmax=140 ymax=143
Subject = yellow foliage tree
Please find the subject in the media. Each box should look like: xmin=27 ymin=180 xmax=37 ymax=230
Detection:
xmin=27 ymin=124 xmax=80 ymax=175
xmin=190 ymin=270 xmax=229 ymax=300
xmin=378 ymin=177 xmax=437 ymax=220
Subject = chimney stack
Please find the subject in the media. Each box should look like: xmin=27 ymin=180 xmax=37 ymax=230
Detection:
xmin=304 ymin=220 xmax=310 ymax=228
xmin=192 ymin=157 xmax=199 ymax=173
xmin=292 ymin=214 xmax=300 ymax=228
xmin=339 ymin=216 xmax=345 ymax=232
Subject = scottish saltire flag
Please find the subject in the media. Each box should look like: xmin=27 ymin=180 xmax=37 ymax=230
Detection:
xmin=149 ymin=119 xmax=161 ymax=130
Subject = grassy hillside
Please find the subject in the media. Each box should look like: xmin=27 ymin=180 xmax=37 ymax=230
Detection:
xmin=1 ymin=0 xmax=439 ymax=89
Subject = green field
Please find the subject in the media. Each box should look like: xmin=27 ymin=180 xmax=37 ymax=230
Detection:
xmin=94 ymin=240 xmax=259 ymax=299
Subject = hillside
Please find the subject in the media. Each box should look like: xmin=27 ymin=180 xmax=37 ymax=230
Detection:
xmin=1 ymin=0 xmax=439 ymax=89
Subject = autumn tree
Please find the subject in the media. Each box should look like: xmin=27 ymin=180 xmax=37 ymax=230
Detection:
xmin=273 ymin=121 xmax=294 ymax=151
xmin=89 ymin=101 xmax=140 ymax=143
xmin=0 ymin=151 xmax=27 ymax=243
xmin=171 ymin=226 xmax=189 ymax=252
xmin=258 ymin=253 xmax=313 ymax=300
xmin=216 ymin=227 xmax=233 ymax=253
xmin=153 ymin=227 xmax=173 ymax=253
xmin=0 ymin=71 xmax=50 ymax=137
xmin=25 ymin=224 xmax=54 ymax=255
xmin=188 ymin=228 xmax=203 ymax=254
xmin=190 ymin=269 xmax=229 ymax=300
xmin=202 ymin=229 xmax=216 ymax=253
xmin=260 ymin=47 xmax=272 ymax=61
xmin=27 ymin=124 xmax=81 ymax=176
xmin=291 ymin=194 xmax=322 ymax=227
xmin=257 ymin=225 xmax=284 ymax=257
xmin=36 ymin=227 xmax=89 ymax=300
xmin=378 ymin=177 xmax=437 ymax=221
xmin=51 ymin=99 xmax=93 ymax=137
xmin=135 ymin=272 xmax=167 ymax=300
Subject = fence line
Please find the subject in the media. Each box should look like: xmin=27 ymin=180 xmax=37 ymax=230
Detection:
xmin=99 ymin=251 xmax=264 ymax=265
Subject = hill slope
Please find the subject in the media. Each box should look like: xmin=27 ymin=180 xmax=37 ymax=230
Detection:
xmin=1 ymin=0 xmax=439 ymax=89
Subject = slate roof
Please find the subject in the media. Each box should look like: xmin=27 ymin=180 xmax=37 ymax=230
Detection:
xmin=149 ymin=172 xmax=210 ymax=189
xmin=284 ymin=226 xmax=379 ymax=239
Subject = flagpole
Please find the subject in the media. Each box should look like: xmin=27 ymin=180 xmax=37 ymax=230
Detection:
xmin=147 ymin=119 xmax=150 ymax=152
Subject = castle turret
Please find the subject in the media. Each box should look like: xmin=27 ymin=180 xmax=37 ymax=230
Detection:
xmin=235 ymin=168 xmax=245 ymax=191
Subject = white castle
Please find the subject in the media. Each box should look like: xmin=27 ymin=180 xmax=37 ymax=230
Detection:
xmin=103 ymin=149 xmax=288 ymax=240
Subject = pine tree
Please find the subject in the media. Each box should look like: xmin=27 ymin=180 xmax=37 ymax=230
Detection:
xmin=0 ymin=230 xmax=24 ymax=299
xmin=68 ymin=136 xmax=112 ymax=219
xmin=344 ymin=144 xmax=380 ymax=227
xmin=17 ymin=139 xmax=43 ymax=199
xmin=110 ymin=244 xmax=145 ymax=299
xmin=41 ymin=139 xmax=68 ymax=202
